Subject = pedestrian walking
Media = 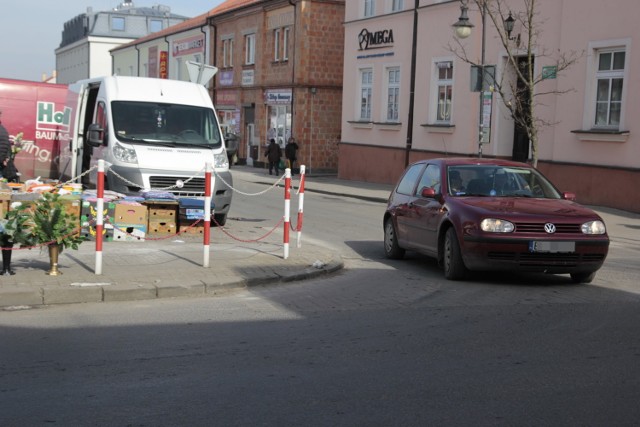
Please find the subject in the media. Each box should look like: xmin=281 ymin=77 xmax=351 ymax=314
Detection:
xmin=0 ymin=109 xmax=19 ymax=182
xmin=285 ymin=137 xmax=299 ymax=175
xmin=264 ymin=138 xmax=282 ymax=175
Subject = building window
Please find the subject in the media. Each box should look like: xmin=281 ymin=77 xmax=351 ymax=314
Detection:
xmin=392 ymin=0 xmax=404 ymax=11
xmin=111 ymin=16 xmax=125 ymax=31
xmin=364 ymin=0 xmax=375 ymax=17
xmin=594 ymin=49 xmax=625 ymax=128
xmin=274 ymin=29 xmax=281 ymax=61
xmin=223 ymin=38 xmax=234 ymax=68
xmin=435 ymin=61 xmax=453 ymax=123
xmin=149 ymin=19 xmax=162 ymax=33
xmin=386 ymin=67 xmax=400 ymax=122
xmin=245 ymin=33 xmax=256 ymax=65
xmin=283 ymin=27 xmax=290 ymax=61
xmin=268 ymin=105 xmax=292 ymax=148
xmin=359 ymin=68 xmax=373 ymax=121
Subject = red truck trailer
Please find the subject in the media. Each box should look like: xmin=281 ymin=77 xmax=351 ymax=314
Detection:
xmin=0 ymin=77 xmax=70 ymax=181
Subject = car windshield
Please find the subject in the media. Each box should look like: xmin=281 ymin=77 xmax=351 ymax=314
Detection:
xmin=447 ymin=165 xmax=562 ymax=199
xmin=111 ymin=101 xmax=222 ymax=148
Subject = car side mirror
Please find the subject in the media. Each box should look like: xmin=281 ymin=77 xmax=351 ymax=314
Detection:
xmin=562 ymin=191 xmax=576 ymax=201
xmin=420 ymin=187 xmax=437 ymax=198
xmin=87 ymin=123 xmax=106 ymax=147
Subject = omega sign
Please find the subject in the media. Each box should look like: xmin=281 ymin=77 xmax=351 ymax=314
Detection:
xmin=358 ymin=28 xmax=394 ymax=50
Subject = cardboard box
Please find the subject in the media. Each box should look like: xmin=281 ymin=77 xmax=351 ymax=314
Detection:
xmin=81 ymin=224 xmax=114 ymax=242
xmin=145 ymin=201 xmax=178 ymax=221
xmin=81 ymin=200 xmax=117 ymax=226
xmin=114 ymin=204 xmax=147 ymax=226
xmin=113 ymin=224 xmax=146 ymax=242
xmin=178 ymin=224 xmax=205 ymax=235
xmin=148 ymin=220 xmax=177 ymax=235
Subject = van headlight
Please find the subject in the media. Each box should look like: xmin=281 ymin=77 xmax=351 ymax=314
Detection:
xmin=581 ymin=220 xmax=606 ymax=235
xmin=480 ymin=218 xmax=515 ymax=233
xmin=214 ymin=153 xmax=229 ymax=169
xmin=114 ymin=142 xmax=138 ymax=164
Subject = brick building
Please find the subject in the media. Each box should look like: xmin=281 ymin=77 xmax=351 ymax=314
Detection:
xmin=211 ymin=0 xmax=345 ymax=172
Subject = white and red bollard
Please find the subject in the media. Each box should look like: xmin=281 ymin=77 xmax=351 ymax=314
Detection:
xmin=95 ymin=159 xmax=105 ymax=275
xmin=296 ymin=165 xmax=305 ymax=248
xmin=283 ymin=168 xmax=292 ymax=259
xmin=203 ymin=162 xmax=213 ymax=267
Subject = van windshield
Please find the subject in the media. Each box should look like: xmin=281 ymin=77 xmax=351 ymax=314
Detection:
xmin=111 ymin=101 xmax=222 ymax=148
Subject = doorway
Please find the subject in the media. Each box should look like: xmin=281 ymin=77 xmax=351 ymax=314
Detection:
xmin=511 ymin=56 xmax=533 ymax=162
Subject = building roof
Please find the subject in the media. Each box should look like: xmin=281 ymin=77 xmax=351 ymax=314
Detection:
xmin=111 ymin=0 xmax=264 ymax=52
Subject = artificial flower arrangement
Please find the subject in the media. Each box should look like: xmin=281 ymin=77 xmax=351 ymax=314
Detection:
xmin=10 ymin=131 xmax=24 ymax=158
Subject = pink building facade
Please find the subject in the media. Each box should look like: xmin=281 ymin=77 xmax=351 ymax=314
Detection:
xmin=340 ymin=0 xmax=640 ymax=212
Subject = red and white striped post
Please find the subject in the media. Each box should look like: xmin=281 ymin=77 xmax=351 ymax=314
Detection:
xmin=203 ymin=162 xmax=213 ymax=268
xmin=296 ymin=165 xmax=306 ymax=248
xmin=283 ymin=168 xmax=292 ymax=259
xmin=95 ymin=159 xmax=105 ymax=275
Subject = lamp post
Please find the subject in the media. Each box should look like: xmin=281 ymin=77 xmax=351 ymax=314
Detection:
xmin=453 ymin=0 xmax=487 ymax=158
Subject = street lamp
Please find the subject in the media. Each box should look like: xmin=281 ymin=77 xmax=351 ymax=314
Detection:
xmin=453 ymin=0 xmax=488 ymax=158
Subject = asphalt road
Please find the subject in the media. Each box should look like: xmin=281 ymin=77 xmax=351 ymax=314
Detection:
xmin=1 ymin=179 xmax=639 ymax=426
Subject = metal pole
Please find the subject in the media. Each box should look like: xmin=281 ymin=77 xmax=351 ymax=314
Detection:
xmin=478 ymin=1 xmax=486 ymax=158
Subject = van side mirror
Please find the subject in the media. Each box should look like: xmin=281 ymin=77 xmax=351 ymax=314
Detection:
xmin=87 ymin=123 xmax=106 ymax=147
xmin=420 ymin=187 xmax=437 ymax=198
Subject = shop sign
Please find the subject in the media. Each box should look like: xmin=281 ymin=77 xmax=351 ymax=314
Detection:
xmin=148 ymin=46 xmax=158 ymax=77
xmin=217 ymin=90 xmax=237 ymax=106
xmin=358 ymin=28 xmax=394 ymax=50
xmin=172 ymin=35 xmax=204 ymax=57
xmin=242 ymin=70 xmax=254 ymax=86
xmin=159 ymin=51 xmax=168 ymax=79
xmin=219 ymin=70 xmax=234 ymax=86
xmin=264 ymin=89 xmax=292 ymax=104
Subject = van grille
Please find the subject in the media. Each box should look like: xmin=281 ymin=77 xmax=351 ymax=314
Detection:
xmin=149 ymin=176 xmax=206 ymax=196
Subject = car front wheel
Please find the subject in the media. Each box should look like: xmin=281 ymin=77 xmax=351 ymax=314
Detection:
xmin=384 ymin=218 xmax=405 ymax=259
xmin=444 ymin=227 xmax=467 ymax=280
xmin=570 ymin=271 xmax=596 ymax=284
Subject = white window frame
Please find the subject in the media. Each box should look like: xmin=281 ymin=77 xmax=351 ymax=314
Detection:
xmin=222 ymin=38 xmax=234 ymax=68
xmin=391 ymin=0 xmax=404 ymax=12
xmin=594 ymin=49 xmax=625 ymax=129
xmin=583 ymin=39 xmax=630 ymax=131
xmin=385 ymin=66 xmax=401 ymax=122
xmin=364 ymin=0 xmax=375 ymax=17
xmin=358 ymin=67 xmax=374 ymax=121
xmin=434 ymin=60 xmax=454 ymax=124
xmin=149 ymin=19 xmax=162 ymax=33
xmin=274 ymin=28 xmax=281 ymax=61
xmin=245 ymin=33 xmax=256 ymax=65
xmin=283 ymin=27 xmax=290 ymax=61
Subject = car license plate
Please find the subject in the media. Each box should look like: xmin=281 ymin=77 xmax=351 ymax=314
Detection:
xmin=529 ymin=241 xmax=575 ymax=253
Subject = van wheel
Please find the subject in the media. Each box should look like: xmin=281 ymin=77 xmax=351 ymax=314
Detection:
xmin=444 ymin=227 xmax=467 ymax=280
xmin=214 ymin=213 xmax=227 ymax=227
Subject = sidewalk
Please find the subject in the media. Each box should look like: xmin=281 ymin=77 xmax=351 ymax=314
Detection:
xmin=1 ymin=165 xmax=638 ymax=309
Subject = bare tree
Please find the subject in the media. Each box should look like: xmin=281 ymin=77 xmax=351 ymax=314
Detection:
xmin=449 ymin=0 xmax=582 ymax=167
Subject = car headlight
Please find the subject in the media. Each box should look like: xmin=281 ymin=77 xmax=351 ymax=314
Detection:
xmin=214 ymin=152 xmax=229 ymax=169
xmin=581 ymin=220 xmax=606 ymax=235
xmin=480 ymin=218 xmax=515 ymax=233
xmin=113 ymin=142 xmax=137 ymax=164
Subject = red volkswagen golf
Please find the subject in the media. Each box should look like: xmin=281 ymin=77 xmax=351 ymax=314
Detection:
xmin=383 ymin=158 xmax=609 ymax=283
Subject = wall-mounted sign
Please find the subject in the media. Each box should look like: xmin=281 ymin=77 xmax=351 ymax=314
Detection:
xmin=172 ymin=35 xmax=204 ymax=57
xmin=242 ymin=69 xmax=254 ymax=86
xmin=542 ymin=66 xmax=557 ymax=80
xmin=219 ymin=70 xmax=234 ymax=86
xmin=265 ymin=89 xmax=292 ymax=105
xmin=159 ymin=51 xmax=168 ymax=79
xmin=358 ymin=28 xmax=394 ymax=50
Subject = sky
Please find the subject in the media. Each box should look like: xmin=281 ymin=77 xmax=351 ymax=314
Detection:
xmin=1 ymin=0 xmax=225 ymax=82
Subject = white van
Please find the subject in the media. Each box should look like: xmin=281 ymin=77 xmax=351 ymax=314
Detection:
xmin=59 ymin=76 xmax=232 ymax=225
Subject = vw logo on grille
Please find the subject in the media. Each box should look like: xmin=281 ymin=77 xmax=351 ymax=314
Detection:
xmin=544 ymin=223 xmax=556 ymax=234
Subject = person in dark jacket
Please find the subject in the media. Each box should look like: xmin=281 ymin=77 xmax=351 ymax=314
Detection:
xmin=265 ymin=138 xmax=282 ymax=176
xmin=285 ymin=137 xmax=299 ymax=176
xmin=0 ymin=111 xmax=11 ymax=179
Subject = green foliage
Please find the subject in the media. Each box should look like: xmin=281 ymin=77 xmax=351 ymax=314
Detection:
xmin=3 ymin=192 xmax=85 ymax=251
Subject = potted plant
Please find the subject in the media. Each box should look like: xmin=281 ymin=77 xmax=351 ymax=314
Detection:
xmin=4 ymin=192 xmax=84 ymax=275
xmin=0 ymin=202 xmax=35 ymax=275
